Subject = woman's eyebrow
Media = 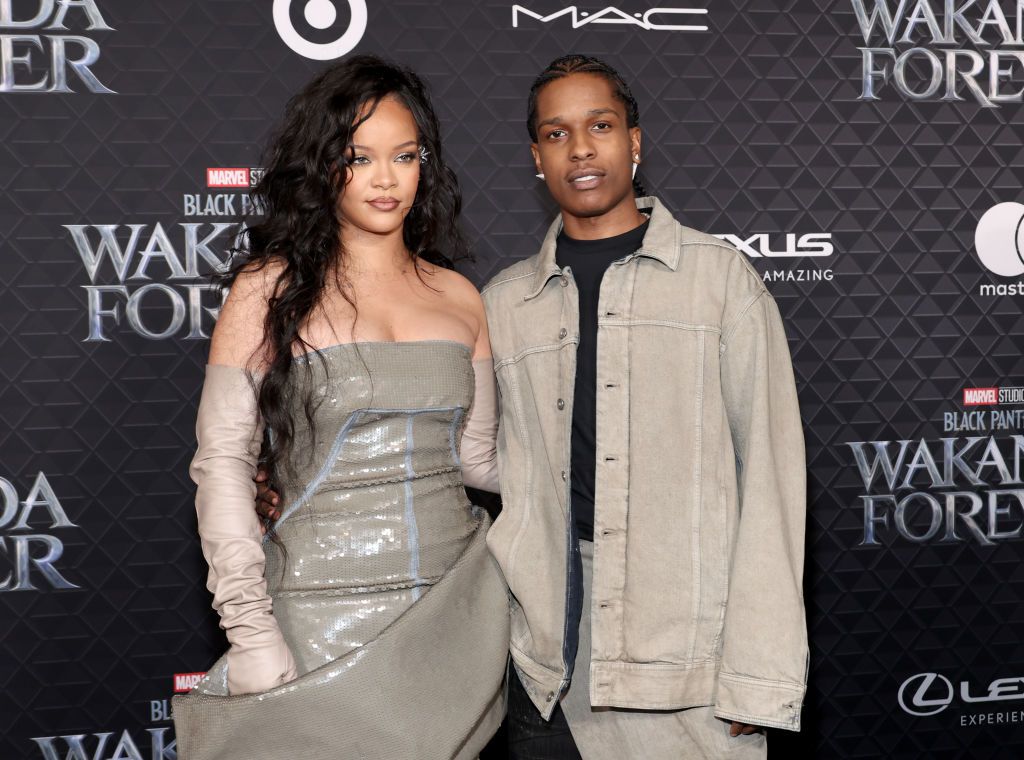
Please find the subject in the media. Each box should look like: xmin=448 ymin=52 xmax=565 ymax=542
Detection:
xmin=350 ymin=140 xmax=418 ymax=150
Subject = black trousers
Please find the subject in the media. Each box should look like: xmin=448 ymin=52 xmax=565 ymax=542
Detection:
xmin=505 ymin=666 xmax=583 ymax=760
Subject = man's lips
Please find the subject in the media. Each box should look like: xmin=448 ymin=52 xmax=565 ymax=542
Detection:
xmin=566 ymin=168 xmax=606 ymax=190
xmin=368 ymin=197 xmax=400 ymax=210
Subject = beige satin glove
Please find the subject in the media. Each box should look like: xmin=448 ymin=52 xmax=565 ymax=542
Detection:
xmin=461 ymin=357 xmax=499 ymax=493
xmin=190 ymin=364 xmax=298 ymax=695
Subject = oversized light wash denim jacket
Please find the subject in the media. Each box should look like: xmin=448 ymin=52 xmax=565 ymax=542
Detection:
xmin=481 ymin=196 xmax=809 ymax=731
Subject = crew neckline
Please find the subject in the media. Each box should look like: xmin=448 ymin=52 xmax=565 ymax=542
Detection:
xmin=558 ymin=217 xmax=649 ymax=246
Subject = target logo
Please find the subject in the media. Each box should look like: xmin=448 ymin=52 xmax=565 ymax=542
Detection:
xmin=273 ymin=0 xmax=368 ymax=60
xmin=975 ymin=202 xmax=1024 ymax=277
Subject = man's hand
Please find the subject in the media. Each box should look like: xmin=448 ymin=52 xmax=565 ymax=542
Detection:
xmin=729 ymin=721 xmax=764 ymax=737
xmin=254 ymin=467 xmax=281 ymax=532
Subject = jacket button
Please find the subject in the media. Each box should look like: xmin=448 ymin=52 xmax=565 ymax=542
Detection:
xmin=559 ymin=328 xmax=567 ymax=339
xmin=557 ymin=398 xmax=565 ymax=410
xmin=560 ymin=277 xmax=568 ymax=287
xmin=561 ymin=470 xmax=567 ymax=481
xmin=545 ymin=692 xmax=554 ymax=702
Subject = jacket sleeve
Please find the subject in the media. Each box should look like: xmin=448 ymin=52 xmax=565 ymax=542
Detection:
xmin=714 ymin=286 xmax=808 ymax=732
xmin=460 ymin=357 xmax=500 ymax=493
xmin=190 ymin=364 xmax=298 ymax=695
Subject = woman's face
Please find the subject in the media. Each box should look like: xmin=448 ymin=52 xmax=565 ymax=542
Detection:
xmin=338 ymin=95 xmax=421 ymax=241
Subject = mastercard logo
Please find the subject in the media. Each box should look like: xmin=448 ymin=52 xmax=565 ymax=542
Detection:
xmin=975 ymin=202 xmax=1024 ymax=278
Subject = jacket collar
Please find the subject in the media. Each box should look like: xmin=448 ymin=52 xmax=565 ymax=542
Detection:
xmin=525 ymin=195 xmax=680 ymax=300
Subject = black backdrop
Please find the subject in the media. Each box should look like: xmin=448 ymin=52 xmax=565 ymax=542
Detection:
xmin=2 ymin=1 xmax=1024 ymax=758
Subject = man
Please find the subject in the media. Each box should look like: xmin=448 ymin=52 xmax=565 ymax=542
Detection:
xmin=257 ymin=54 xmax=808 ymax=758
xmin=479 ymin=55 xmax=808 ymax=759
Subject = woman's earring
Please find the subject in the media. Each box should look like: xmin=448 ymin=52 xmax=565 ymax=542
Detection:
xmin=419 ymin=145 xmax=430 ymax=164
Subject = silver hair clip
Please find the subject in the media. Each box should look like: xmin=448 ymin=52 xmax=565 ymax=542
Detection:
xmin=419 ymin=145 xmax=430 ymax=163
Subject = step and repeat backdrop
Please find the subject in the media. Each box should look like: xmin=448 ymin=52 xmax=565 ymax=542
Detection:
xmin=2 ymin=1 xmax=1023 ymax=758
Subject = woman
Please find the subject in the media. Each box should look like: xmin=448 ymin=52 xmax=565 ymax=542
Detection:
xmin=172 ymin=56 xmax=508 ymax=760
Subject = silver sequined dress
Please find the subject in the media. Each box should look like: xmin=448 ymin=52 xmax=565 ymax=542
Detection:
xmin=173 ymin=341 xmax=510 ymax=760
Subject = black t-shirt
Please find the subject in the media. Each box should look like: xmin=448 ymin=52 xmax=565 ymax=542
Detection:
xmin=556 ymin=219 xmax=649 ymax=541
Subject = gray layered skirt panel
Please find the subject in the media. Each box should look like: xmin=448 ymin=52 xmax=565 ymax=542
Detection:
xmin=173 ymin=342 xmax=510 ymax=759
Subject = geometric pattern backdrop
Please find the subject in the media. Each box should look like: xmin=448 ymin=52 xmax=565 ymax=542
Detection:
xmin=2 ymin=1 xmax=1022 ymax=757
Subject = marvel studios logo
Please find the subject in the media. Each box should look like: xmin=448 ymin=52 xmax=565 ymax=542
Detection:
xmin=206 ymin=167 xmax=264 ymax=188
xmin=963 ymin=387 xmax=1024 ymax=406
xmin=173 ymin=672 xmax=206 ymax=693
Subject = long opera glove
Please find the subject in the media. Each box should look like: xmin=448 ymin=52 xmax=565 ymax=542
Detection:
xmin=460 ymin=358 xmax=500 ymax=493
xmin=191 ymin=364 xmax=298 ymax=695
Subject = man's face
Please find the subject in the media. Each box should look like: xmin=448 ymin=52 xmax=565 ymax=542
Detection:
xmin=530 ymin=73 xmax=641 ymax=220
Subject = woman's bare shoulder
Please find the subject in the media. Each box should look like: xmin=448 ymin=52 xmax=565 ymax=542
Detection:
xmin=418 ymin=262 xmax=483 ymax=308
xmin=209 ymin=258 xmax=289 ymax=369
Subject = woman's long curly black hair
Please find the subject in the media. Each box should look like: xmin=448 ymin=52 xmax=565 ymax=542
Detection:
xmin=526 ymin=54 xmax=647 ymax=197
xmin=220 ymin=55 xmax=468 ymax=499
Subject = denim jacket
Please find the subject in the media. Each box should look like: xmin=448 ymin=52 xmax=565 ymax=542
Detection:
xmin=481 ymin=196 xmax=808 ymax=731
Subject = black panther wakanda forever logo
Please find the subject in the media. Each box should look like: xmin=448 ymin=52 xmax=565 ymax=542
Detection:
xmin=0 ymin=0 xmax=115 ymax=93
xmin=852 ymin=0 xmax=1024 ymax=107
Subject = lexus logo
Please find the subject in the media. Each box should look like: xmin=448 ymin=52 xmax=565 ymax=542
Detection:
xmin=975 ymin=202 xmax=1024 ymax=277
xmin=897 ymin=671 xmax=1024 ymax=717
xmin=898 ymin=672 xmax=954 ymax=716
xmin=273 ymin=0 xmax=368 ymax=60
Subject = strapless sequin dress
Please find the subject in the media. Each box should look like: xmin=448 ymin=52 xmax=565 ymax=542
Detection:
xmin=173 ymin=341 xmax=510 ymax=760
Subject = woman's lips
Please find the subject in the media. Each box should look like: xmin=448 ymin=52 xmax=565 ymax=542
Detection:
xmin=368 ymin=198 xmax=400 ymax=211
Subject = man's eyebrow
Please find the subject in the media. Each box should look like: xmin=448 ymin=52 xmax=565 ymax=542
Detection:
xmin=536 ymin=108 xmax=618 ymax=130
xmin=350 ymin=140 xmax=418 ymax=150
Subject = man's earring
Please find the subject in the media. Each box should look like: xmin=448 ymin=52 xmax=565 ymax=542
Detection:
xmin=536 ymin=172 xmax=545 ymax=180
xmin=632 ymin=154 xmax=640 ymax=179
